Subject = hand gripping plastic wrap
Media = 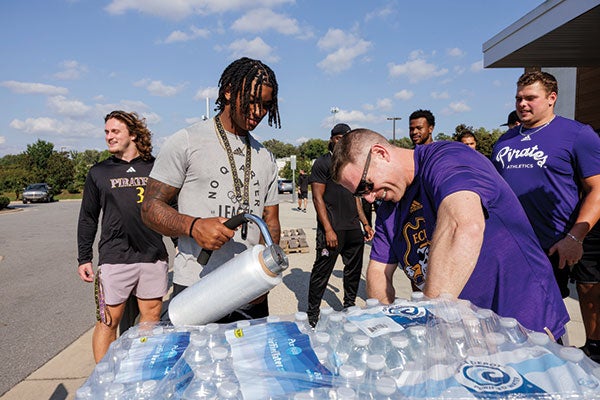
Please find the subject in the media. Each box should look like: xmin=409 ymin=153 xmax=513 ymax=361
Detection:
xmin=76 ymin=296 xmax=600 ymax=399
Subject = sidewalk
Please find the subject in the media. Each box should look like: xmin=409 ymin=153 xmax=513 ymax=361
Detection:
xmin=0 ymin=198 xmax=586 ymax=400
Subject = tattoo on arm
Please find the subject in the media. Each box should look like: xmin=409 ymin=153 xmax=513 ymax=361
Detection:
xmin=262 ymin=205 xmax=281 ymax=245
xmin=141 ymin=178 xmax=191 ymax=237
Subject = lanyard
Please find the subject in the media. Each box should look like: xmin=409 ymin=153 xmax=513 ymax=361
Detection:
xmin=214 ymin=115 xmax=251 ymax=238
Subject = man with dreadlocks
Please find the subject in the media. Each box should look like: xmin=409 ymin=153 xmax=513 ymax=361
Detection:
xmin=142 ymin=57 xmax=281 ymax=323
xmin=77 ymin=110 xmax=169 ymax=363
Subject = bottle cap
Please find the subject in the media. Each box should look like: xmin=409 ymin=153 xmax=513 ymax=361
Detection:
xmin=366 ymin=354 xmax=386 ymax=369
xmin=294 ymin=311 xmax=308 ymax=321
xmin=499 ymin=317 xmax=518 ymax=328
xmin=375 ymin=376 xmax=397 ymax=395
xmin=559 ymin=347 xmax=585 ymax=363
xmin=190 ymin=333 xmax=208 ymax=347
xmin=210 ymin=346 xmax=229 ymax=360
xmin=528 ymin=332 xmax=550 ymax=346
xmin=218 ymin=381 xmax=240 ymax=397
xmin=343 ymin=322 xmax=359 ymax=333
xmin=352 ymin=334 xmax=370 ymax=346
xmin=316 ymin=332 xmax=330 ymax=344
xmin=391 ymin=335 xmax=409 ymax=348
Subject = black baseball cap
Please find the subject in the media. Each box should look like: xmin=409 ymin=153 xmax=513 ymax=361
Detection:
xmin=501 ymin=110 xmax=520 ymax=126
xmin=331 ymin=123 xmax=351 ymax=137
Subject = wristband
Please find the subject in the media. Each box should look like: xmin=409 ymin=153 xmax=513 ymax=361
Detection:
xmin=566 ymin=232 xmax=583 ymax=245
xmin=189 ymin=217 xmax=201 ymax=238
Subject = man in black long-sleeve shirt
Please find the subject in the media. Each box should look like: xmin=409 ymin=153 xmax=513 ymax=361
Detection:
xmin=77 ymin=110 xmax=168 ymax=363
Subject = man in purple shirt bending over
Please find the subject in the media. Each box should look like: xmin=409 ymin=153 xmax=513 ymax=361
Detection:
xmin=331 ymin=128 xmax=569 ymax=341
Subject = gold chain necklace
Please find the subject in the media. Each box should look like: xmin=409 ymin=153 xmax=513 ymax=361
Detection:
xmin=214 ymin=114 xmax=251 ymax=213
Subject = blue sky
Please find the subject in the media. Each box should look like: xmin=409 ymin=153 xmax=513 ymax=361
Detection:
xmin=0 ymin=0 xmax=543 ymax=157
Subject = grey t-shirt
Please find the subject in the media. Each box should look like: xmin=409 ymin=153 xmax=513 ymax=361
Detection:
xmin=150 ymin=117 xmax=279 ymax=286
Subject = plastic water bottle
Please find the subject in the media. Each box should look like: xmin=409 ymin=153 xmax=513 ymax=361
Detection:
xmin=316 ymin=306 xmax=334 ymax=332
xmin=336 ymin=364 xmax=364 ymax=392
xmin=215 ymin=380 xmax=242 ymax=399
xmin=374 ymin=376 xmax=398 ymax=400
xmin=335 ymin=322 xmax=360 ymax=365
xmin=185 ymin=332 xmax=210 ymax=369
xmin=314 ymin=345 xmax=336 ymax=376
xmin=294 ymin=311 xmax=313 ymax=335
xmin=499 ymin=317 xmax=527 ymax=344
xmin=361 ymin=354 xmax=386 ymax=399
xmin=476 ymin=308 xmax=499 ymax=334
xmin=102 ymin=382 xmax=126 ymax=400
xmin=333 ymin=386 xmax=357 ymax=399
xmin=385 ymin=334 xmax=410 ymax=376
xmin=447 ymin=327 xmax=469 ymax=359
xmin=328 ymin=312 xmax=345 ymax=348
xmin=206 ymin=323 xmax=228 ymax=350
xmin=366 ymin=298 xmax=381 ymax=308
xmin=485 ymin=332 xmax=508 ymax=353
xmin=313 ymin=332 xmax=338 ymax=373
xmin=211 ymin=346 xmax=235 ymax=387
xmin=135 ymin=380 xmax=158 ymax=400
xmin=406 ymin=325 xmax=428 ymax=360
xmin=346 ymin=335 xmax=371 ymax=375
xmin=74 ymin=385 xmax=93 ymax=400
xmin=411 ymin=291 xmax=426 ymax=302
xmin=369 ymin=334 xmax=390 ymax=356
xmin=528 ymin=331 xmax=551 ymax=347
xmin=182 ymin=367 xmax=217 ymax=399
xmin=462 ymin=316 xmax=486 ymax=349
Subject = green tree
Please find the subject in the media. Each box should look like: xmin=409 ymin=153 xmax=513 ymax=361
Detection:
xmin=434 ymin=132 xmax=453 ymax=142
xmin=46 ymin=151 xmax=75 ymax=192
xmin=279 ymin=158 xmax=313 ymax=180
xmin=71 ymin=149 xmax=105 ymax=188
xmin=26 ymin=139 xmax=55 ymax=181
xmin=297 ymin=139 xmax=328 ymax=160
xmin=390 ymin=137 xmax=414 ymax=149
xmin=262 ymin=139 xmax=297 ymax=159
xmin=0 ymin=154 xmax=33 ymax=199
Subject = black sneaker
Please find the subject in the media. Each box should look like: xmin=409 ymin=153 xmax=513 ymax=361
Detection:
xmin=308 ymin=315 xmax=318 ymax=328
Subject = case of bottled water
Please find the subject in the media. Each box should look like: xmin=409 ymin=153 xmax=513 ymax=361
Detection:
xmin=77 ymin=295 xmax=600 ymax=399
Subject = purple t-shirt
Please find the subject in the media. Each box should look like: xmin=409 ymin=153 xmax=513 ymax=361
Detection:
xmin=492 ymin=116 xmax=600 ymax=249
xmin=371 ymin=142 xmax=568 ymax=338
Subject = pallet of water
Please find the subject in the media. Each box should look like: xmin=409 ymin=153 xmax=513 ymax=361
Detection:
xmin=76 ymin=295 xmax=600 ymax=399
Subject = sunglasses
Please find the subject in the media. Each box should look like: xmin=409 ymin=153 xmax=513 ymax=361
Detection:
xmin=353 ymin=150 xmax=374 ymax=197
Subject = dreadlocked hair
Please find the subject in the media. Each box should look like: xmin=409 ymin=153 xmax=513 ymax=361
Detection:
xmin=216 ymin=57 xmax=281 ymax=129
xmin=104 ymin=110 xmax=154 ymax=161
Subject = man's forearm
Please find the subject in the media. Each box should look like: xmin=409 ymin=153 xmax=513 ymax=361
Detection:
xmin=141 ymin=178 xmax=191 ymax=237
xmin=366 ymin=261 xmax=396 ymax=304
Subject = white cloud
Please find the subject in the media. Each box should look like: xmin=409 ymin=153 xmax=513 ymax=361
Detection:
xmin=1 ymin=80 xmax=68 ymax=95
xmin=317 ymin=29 xmax=372 ymax=74
xmin=449 ymin=101 xmax=471 ymax=113
xmin=133 ymin=79 xmax=186 ymax=97
xmin=226 ymin=37 xmax=279 ymax=63
xmin=431 ymin=91 xmax=450 ymax=100
xmin=388 ymin=58 xmax=448 ymax=83
xmin=185 ymin=116 xmax=204 ymax=125
xmin=470 ymin=60 xmax=484 ymax=72
xmin=447 ymin=48 xmax=465 ymax=57
xmin=105 ymin=0 xmax=293 ymax=20
xmin=54 ymin=60 xmax=88 ymax=80
xmin=394 ymin=90 xmax=414 ymax=101
xmin=164 ymin=26 xmax=210 ymax=43
xmin=363 ymin=98 xmax=393 ymax=111
xmin=324 ymin=108 xmax=379 ymax=127
xmin=47 ymin=96 xmax=92 ymax=117
xmin=194 ymin=86 xmax=219 ymax=101
xmin=231 ymin=9 xmax=300 ymax=35
xmin=365 ymin=5 xmax=394 ymax=21
xmin=0 ymin=136 xmax=5 ymax=145
xmin=141 ymin=112 xmax=161 ymax=125
xmin=10 ymin=117 xmax=100 ymax=138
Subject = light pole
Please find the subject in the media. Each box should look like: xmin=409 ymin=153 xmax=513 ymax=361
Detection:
xmin=387 ymin=117 xmax=402 ymax=143
xmin=330 ymin=107 xmax=339 ymax=124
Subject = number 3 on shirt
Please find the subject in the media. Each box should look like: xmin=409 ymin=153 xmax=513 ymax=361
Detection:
xmin=136 ymin=186 xmax=144 ymax=203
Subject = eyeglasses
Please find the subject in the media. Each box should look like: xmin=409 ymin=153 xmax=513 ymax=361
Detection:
xmin=353 ymin=150 xmax=374 ymax=197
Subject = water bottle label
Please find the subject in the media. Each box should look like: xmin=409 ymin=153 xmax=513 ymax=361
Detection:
xmin=226 ymin=321 xmax=333 ymax=399
xmin=456 ymin=361 xmax=547 ymax=397
xmin=114 ymin=332 xmax=190 ymax=384
xmin=383 ymin=305 xmax=436 ymax=327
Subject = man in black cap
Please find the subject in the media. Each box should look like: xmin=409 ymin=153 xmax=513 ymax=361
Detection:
xmin=501 ymin=110 xmax=521 ymax=130
xmin=307 ymin=123 xmax=374 ymax=327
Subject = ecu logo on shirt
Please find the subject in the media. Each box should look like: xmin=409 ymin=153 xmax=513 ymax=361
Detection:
xmin=401 ymin=213 xmax=430 ymax=288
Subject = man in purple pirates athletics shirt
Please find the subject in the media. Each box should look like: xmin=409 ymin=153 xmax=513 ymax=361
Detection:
xmin=331 ymin=128 xmax=569 ymax=340
xmin=492 ymin=71 xmax=600 ymax=358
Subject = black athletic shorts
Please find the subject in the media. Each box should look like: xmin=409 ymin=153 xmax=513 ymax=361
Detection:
xmin=298 ymin=190 xmax=308 ymax=199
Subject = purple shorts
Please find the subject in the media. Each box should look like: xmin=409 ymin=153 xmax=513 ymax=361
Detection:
xmin=99 ymin=261 xmax=168 ymax=305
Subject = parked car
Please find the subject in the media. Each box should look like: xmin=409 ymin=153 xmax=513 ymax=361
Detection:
xmin=22 ymin=183 xmax=54 ymax=203
xmin=278 ymin=179 xmax=293 ymax=194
